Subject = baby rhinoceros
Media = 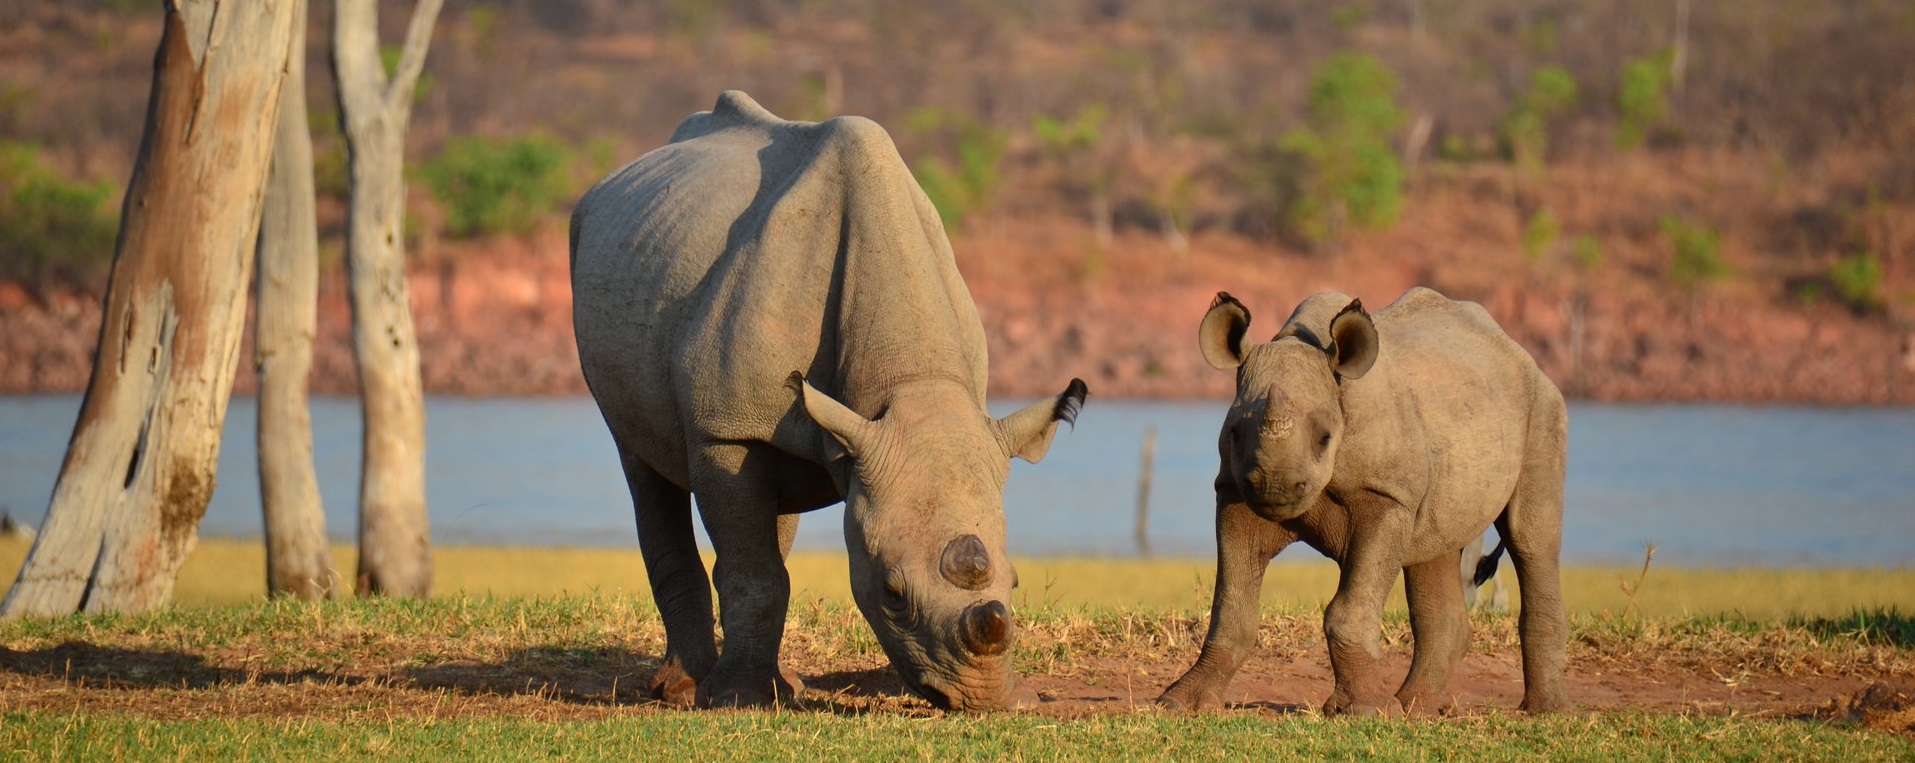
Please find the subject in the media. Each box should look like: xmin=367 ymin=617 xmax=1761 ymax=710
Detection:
xmin=1159 ymin=287 xmax=1569 ymax=717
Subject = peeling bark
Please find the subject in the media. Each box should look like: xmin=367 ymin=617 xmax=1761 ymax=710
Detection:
xmin=2 ymin=0 xmax=299 ymax=619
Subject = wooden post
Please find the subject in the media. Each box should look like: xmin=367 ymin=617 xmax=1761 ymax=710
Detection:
xmin=1135 ymin=426 xmax=1155 ymax=556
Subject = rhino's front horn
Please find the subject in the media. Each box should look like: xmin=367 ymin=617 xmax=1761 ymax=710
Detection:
xmin=940 ymin=534 xmax=992 ymax=590
xmin=960 ymin=600 xmax=1011 ymax=656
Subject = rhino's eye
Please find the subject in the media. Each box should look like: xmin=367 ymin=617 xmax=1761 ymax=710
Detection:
xmin=1318 ymin=432 xmax=1333 ymax=452
xmin=883 ymin=567 xmax=908 ymax=612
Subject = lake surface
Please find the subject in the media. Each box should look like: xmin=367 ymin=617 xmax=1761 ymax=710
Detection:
xmin=2 ymin=395 xmax=1911 ymax=566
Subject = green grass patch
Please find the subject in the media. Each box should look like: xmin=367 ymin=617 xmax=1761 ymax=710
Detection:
xmin=2 ymin=708 xmax=1908 ymax=762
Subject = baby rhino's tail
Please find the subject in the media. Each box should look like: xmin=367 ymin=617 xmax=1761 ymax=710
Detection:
xmin=1473 ymin=537 xmax=1508 ymax=587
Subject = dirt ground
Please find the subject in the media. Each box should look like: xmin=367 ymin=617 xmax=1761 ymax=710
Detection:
xmin=3 ymin=637 xmax=1910 ymax=737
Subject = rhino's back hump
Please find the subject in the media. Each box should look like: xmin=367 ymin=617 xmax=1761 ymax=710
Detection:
xmin=571 ymin=92 xmax=969 ymax=482
xmin=1373 ymin=287 xmax=1558 ymax=435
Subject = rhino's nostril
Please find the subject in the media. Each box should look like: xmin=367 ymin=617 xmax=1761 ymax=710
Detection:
xmin=961 ymin=600 xmax=1011 ymax=656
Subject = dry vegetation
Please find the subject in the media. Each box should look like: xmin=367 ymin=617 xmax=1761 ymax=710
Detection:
xmin=1 ymin=1 xmax=1913 ymax=401
xmin=3 ymin=547 xmax=1913 ymax=754
xmin=0 ymin=586 xmax=1910 ymax=742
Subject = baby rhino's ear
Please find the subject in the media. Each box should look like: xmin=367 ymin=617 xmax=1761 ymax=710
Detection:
xmin=1199 ymin=292 xmax=1253 ymax=370
xmin=1327 ymin=299 xmax=1378 ymax=381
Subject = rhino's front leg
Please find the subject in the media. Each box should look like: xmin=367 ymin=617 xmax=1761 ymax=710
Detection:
xmin=1158 ymin=486 xmax=1294 ymax=711
xmin=693 ymin=445 xmax=802 ymax=708
xmin=1321 ymin=504 xmax=1410 ymax=717
xmin=1397 ymin=550 xmax=1471 ymax=716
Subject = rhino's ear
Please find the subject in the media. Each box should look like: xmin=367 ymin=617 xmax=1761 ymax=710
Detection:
xmin=1199 ymin=292 xmax=1253 ymax=370
xmin=1327 ymin=299 xmax=1378 ymax=381
xmin=995 ymin=378 xmax=1087 ymax=464
xmin=788 ymin=372 xmax=873 ymax=455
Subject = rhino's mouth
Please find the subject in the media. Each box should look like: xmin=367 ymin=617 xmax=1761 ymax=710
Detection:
xmin=900 ymin=665 xmax=1010 ymax=711
xmin=1249 ymin=497 xmax=1311 ymax=522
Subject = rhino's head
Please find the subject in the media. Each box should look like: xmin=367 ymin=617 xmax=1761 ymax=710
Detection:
xmin=792 ymin=374 xmax=1087 ymax=711
xmin=1199 ymin=292 xmax=1377 ymax=521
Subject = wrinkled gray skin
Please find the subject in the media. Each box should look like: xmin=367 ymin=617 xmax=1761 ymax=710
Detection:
xmin=570 ymin=91 xmax=1086 ymax=711
xmin=1158 ymin=287 xmax=1569 ymax=717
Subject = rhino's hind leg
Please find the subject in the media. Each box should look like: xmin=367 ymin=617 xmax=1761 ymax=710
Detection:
xmin=774 ymin=513 xmax=807 ymax=696
xmin=692 ymin=442 xmax=802 ymax=708
xmin=1500 ymin=398 xmax=1571 ymax=713
xmin=1397 ymin=550 xmax=1472 ymax=716
xmin=621 ymin=448 xmax=716 ymax=707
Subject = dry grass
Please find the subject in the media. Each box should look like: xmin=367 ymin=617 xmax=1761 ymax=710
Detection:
xmin=4 ymin=536 xmax=1911 ymax=621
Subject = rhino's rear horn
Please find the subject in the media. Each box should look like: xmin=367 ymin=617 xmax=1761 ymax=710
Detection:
xmin=940 ymin=534 xmax=992 ymax=590
xmin=960 ymin=600 xmax=1011 ymax=656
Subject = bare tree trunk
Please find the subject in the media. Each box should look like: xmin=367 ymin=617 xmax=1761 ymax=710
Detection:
xmin=257 ymin=0 xmax=335 ymax=600
xmin=1 ymin=1 xmax=298 ymax=619
xmin=1671 ymin=0 xmax=1690 ymax=97
xmin=332 ymin=0 xmax=442 ymax=597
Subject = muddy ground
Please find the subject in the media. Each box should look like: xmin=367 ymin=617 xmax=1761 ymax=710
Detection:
xmin=3 ymin=634 xmax=1911 ymax=737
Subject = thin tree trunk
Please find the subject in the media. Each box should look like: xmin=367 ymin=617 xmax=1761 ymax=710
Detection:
xmin=1 ymin=1 xmax=298 ymax=619
xmin=332 ymin=0 xmax=442 ymax=597
xmin=257 ymin=0 xmax=335 ymax=600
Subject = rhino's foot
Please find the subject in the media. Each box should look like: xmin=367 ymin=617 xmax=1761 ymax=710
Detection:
xmin=1395 ymin=690 xmax=1456 ymax=718
xmin=1155 ymin=682 xmax=1225 ymax=712
xmin=647 ymin=660 xmax=699 ymax=707
xmin=1322 ymin=691 xmax=1403 ymax=718
xmin=1520 ymin=691 xmax=1572 ymax=714
xmin=698 ymin=666 xmax=803 ymax=709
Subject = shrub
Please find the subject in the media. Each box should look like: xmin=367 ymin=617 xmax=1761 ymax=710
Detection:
xmin=1617 ymin=56 xmax=1671 ymax=150
xmin=0 ymin=142 xmax=119 ymax=287
xmin=1571 ymin=235 xmax=1605 ymax=272
xmin=1502 ymin=66 xmax=1579 ymax=172
xmin=906 ymin=107 xmax=1006 ymax=233
xmin=418 ymin=135 xmax=574 ymax=238
xmin=1661 ymin=215 xmax=1729 ymax=290
xmin=1278 ymin=52 xmax=1407 ymax=249
xmin=1522 ymin=208 xmax=1560 ymax=262
xmin=1828 ymin=252 xmax=1884 ymax=313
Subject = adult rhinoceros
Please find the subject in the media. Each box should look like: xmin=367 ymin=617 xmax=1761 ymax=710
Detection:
xmin=570 ymin=91 xmax=1086 ymax=710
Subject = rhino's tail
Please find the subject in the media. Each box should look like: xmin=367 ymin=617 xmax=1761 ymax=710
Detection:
xmin=1472 ymin=537 xmax=1508 ymax=588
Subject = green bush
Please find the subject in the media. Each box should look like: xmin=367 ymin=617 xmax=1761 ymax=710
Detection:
xmin=1278 ymin=52 xmax=1407 ymax=248
xmin=1502 ymin=66 xmax=1579 ymax=171
xmin=1829 ymin=252 xmax=1885 ymax=312
xmin=1521 ymin=208 xmax=1560 ymax=262
xmin=1661 ymin=215 xmax=1729 ymax=289
xmin=1571 ymin=235 xmax=1605 ymax=272
xmin=418 ymin=135 xmax=574 ymax=237
xmin=1617 ymin=56 xmax=1671 ymax=150
xmin=0 ymin=142 xmax=119 ymax=286
xmin=906 ymin=107 xmax=1006 ymax=232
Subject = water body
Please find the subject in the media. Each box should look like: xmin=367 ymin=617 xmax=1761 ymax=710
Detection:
xmin=1 ymin=395 xmax=1911 ymax=567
